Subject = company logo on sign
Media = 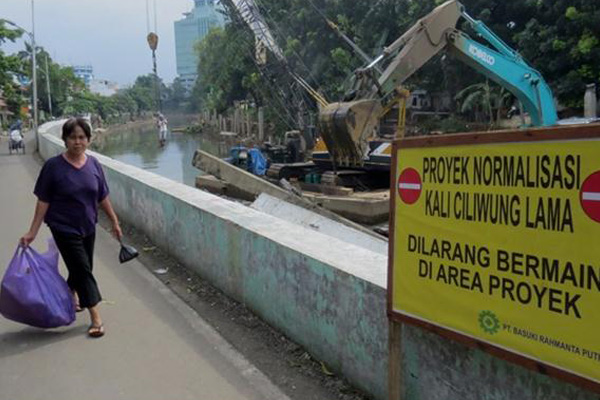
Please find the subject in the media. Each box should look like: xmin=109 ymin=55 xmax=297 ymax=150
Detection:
xmin=479 ymin=310 xmax=501 ymax=335
xmin=469 ymin=44 xmax=495 ymax=66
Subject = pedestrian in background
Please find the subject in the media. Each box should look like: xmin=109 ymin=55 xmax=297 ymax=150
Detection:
xmin=20 ymin=117 xmax=122 ymax=338
xmin=158 ymin=114 xmax=168 ymax=146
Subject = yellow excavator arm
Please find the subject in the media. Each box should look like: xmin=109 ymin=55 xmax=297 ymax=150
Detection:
xmin=317 ymin=1 xmax=462 ymax=167
xmin=317 ymin=0 xmax=557 ymax=167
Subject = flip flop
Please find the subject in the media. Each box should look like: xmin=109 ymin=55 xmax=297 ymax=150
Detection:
xmin=88 ymin=324 xmax=105 ymax=338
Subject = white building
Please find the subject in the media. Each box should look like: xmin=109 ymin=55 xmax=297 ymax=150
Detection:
xmin=90 ymin=79 xmax=119 ymax=97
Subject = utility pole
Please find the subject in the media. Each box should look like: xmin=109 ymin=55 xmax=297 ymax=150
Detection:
xmin=45 ymin=53 xmax=52 ymax=118
xmin=5 ymin=2 xmax=39 ymax=150
xmin=31 ymin=0 xmax=39 ymax=151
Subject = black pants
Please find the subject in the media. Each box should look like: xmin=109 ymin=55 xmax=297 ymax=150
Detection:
xmin=50 ymin=229 xmax=102 ymax=308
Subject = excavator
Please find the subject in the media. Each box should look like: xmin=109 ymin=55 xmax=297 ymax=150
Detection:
xmin=313 ymin=0 xmax=558 ymax=173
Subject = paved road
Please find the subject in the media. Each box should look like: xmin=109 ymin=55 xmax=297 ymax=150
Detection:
xmin=0 ymin=132 xmax=288 ymax=400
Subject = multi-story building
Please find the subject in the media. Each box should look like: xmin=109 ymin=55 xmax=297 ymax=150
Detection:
xmin=174 ymin=0 xmax=225 ymax=92
xmin=72 ymin=65 xmax=94 ymax=87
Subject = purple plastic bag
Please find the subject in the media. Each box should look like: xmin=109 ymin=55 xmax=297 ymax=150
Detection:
xmin=0 ymin=240 xmax=75 ymax=328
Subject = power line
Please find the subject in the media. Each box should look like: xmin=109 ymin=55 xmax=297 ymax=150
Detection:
xmin=246 ymin=0 xmax=325 ymax=128
xmin=221 ymin=1 xmax=317 ymax=130
xmin=194 ymin=12 xmax=299 ymax=131
xmin=227 ymin=0 xmax=325 ymax=110
xmin=229 ymin=17 xmax=299 ymax=127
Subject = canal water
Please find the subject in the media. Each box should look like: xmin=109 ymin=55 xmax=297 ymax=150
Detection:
xmin=92 ymin=116 xmax=228 ymax=187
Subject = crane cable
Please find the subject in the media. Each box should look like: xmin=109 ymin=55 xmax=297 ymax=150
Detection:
xmin=230 ymin=0 xmax=327 ymax=109
xmin=222 ymin=1 xmax=319 ymax=128
xmin=145 ymin=0 xmax=158 ymax=34
xmin=153 ymin=0 xmax=158 ymax=34
xmin=229 ymin=19 xmax=302 ymax=130
xmin=252 ymin=0 xmax=324 ymax=93
xmin=145 ymin=0 xmax=150 ymax=34
xmin=188 ymin=3 xmax=298 ymax=131
xmin=304 ymin=0 xmax=379 ymax=71
xmin=291 ymin=72 xmax=328 ymax=108
xmin=304 ymin=0 xmax=330 ymax=25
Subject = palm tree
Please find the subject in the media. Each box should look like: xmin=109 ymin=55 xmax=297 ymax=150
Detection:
xmin=455 ymin=80 xmax=513 ymax=127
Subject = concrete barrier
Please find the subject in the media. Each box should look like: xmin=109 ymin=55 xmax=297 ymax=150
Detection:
xmin=38 ymin=121 xmax=597 ymax=400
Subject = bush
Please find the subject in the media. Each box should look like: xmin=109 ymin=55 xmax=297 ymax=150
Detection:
xmin=411 ymin=115 xmax=470 ymax=136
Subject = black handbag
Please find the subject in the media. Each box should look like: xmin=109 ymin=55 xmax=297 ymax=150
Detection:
xmin=119 ymin=240 xmax=139 ymax=264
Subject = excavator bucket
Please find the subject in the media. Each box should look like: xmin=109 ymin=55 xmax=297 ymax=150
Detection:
xmin=318 ymin=100 xmax=383 ymax=166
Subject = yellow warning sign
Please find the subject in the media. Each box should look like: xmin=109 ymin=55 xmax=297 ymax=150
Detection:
xmin=390 ymin=138 xmax=600 ymax=385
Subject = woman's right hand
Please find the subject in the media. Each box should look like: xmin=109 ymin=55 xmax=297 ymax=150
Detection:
xmin=20 ymin=231 xmax=36 ymax=247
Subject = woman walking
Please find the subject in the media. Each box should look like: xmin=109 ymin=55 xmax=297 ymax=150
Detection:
xmin=20 ymin=118 xmax=122 ymax=338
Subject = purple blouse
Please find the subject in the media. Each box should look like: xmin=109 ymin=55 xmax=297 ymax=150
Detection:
xmin=34 ymin=155 xmax=109 ymax=236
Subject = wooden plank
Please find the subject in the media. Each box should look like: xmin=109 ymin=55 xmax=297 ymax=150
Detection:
xmin=388 ymin=312 xmax=600 ymax=394
xmin=394 ymin=123 xmax=600 ymax=149
xmin=298 ymin=182 xmax=354 ymax=196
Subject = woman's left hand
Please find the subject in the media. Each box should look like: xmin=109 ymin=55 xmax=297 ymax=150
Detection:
xmin=112 ymin=222 xmax=123 ymax=241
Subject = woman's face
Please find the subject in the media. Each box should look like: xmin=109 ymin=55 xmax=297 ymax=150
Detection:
xmin=65 ymin=125 xmax=89 ymax=155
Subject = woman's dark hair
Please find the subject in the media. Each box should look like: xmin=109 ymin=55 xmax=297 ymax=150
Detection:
xmin=62 ymin=118 xmax=92 ymax=142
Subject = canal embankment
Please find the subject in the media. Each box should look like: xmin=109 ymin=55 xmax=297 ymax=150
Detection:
xmin=37 ymin=120 xmax=597 ymax=400
xmin=38 ymin=120 xmax=389 ymax=399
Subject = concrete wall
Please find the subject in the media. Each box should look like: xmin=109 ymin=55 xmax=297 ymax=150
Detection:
xmin=251 ymin=193 xmax=387 ymax=255
xmin=38 ymin=122 xmax=598 ymax=400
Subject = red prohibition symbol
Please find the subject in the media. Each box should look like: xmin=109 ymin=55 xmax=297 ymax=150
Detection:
xmin=581 ymin=171 xmax=600 ymax=223
xmin=398 ymin=168 xmax=422 ymax=205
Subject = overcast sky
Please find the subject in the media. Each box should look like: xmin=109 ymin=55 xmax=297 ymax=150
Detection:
xmin=0 ymin=0 xmax=198 ymax=86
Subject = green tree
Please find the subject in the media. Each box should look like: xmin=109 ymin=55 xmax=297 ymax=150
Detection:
xmin=511 ymin=0 xmax=600 ymax=108
xmin=163 ymin=77 xmax=188 ymax=110
xmin=28 ymin=48 xmax=86 ymax=118
xmin=455 ymin=80 xmax=513 ymax=125
xmin=0 ymin=20 xmax=25 ymax=118
xmin=113 ymin=91 xmax=138 ymax=118
xmin=126 ymin=74 xmax=164 ymax=115
xmin=192 ymin=26 xmax=256 ymax=112
xmin=194 ymin=0 xmax=600 ymax=131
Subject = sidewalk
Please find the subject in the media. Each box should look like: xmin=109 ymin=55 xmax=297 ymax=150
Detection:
xmin=0 ymin=132 xmax=288 ymax=400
